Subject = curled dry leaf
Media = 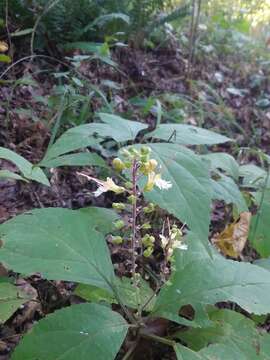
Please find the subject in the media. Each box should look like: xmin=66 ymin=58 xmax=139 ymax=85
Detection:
xmin=212 ymin=212 xmax=251 ymax=258
xmin=0 ymin=41 xmax=8 ymax=53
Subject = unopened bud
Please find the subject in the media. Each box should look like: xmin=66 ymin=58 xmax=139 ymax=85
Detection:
xmin=113 ymin=220 xmax=125 ymax=230
xmin=124 ymin=181 xmax=133 ymax=189
xmin=112 ymin=202 xmax=126 ymax=211
xmin=140 ymin=146 xmax=151 ymax=155
xmin=143 ymin=203 xmax=156 ymax=214
xmin=141 ymin=222 xmax=151 ymax=230
xmin=112 ymin=158 xmax=125 ymax=172
xmin=111 ymin=236 xmax=123 ymax=245
xmin=143 ymin=247 xmax=153 ymax=258
xmin=128 ymin=195 xmax=136 ymax=204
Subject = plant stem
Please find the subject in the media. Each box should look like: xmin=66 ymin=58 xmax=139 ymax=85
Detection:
xmin=140 ymin=331 xmax=176 ymax=348
xmin=131 ymin=159 xmax=138 ymax=280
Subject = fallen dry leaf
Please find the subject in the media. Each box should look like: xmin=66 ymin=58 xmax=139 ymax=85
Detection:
xmin=212 ymin=212 xmax=251 ymax=258
xmin=0 ymin=41 xmax=8 ymax=53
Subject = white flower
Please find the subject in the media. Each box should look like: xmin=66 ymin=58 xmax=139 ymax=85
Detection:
xmin=173 ymin=241 xmax=188 ymax=251
xmin=77 ymin=173 xmax=125 ymax=197
xmin=154 ymin=175 xmax=172 ymax=190
xmin=144 ymin=172 xmax=172 ymax=192
xmin=160 ymin=234 xmax=169 ymax=249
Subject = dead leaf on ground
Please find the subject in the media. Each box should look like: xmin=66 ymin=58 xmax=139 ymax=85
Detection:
xmin=0 ymin=41 xmax=8 ymax=53
xmin=212 ymin=212 xmax=252 ymax=258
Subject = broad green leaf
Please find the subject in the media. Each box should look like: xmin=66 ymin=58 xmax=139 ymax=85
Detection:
xmin=253 ymin=258 xmax=270 ymax=271
xmin=0 ymin=170 xmax=26 ymax=182
xmin=76 ymin=277 xmax=156 ymax=312
xmin=0 ymin=147 xmax=49 ymax=186
xmin=134 ymin=143 xmax=212 ymax=249
xmin=41 ymin=128 xmax=99 ymax=164
xmin=211 ymin=174 xmax=248 ymax=212
xmin=199 ymin=344 xmax=247 ymax=360
xmin=98 ymin=113 xmax=148 ymax=142
xmin=175 ymin=344 xmax=205 ymax=360
xmin=176 ymin=308 xmax=270 ymax=359
xmin=175 ymin=343 xmax=243 ymax=360
xmin=201 ymin=153 xmax=239 ymax=180
xmin=0 ymin=207 xmax=118 ymax=292
xmin=40 ymin=152 xmax=107 ymax=168
xmin=151 ymin=234 xmax=270 ymax=326
xmin=75 ymin=283 xmax=115 ymax=304
xmin=41 ymin=114 xmax=147 ymax=165
xmin=249 ymin=190 xmax=270 ymax=257
xmin=240 ymin=164 xmax=269 ymax=189
xmin=146 ymin=124 xmax=231 ymax=145
xmin=114 ymin=277 xmax=156 ymax=311
xmin=0 ymin=278 xmax=32 ymax=323
xmin=12 ymin=303 xmax=129 ymax=360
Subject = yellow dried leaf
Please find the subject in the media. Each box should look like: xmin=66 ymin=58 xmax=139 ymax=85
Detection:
xmin=212 ymin=212 xmax=251 ymax=258
xmin=0 ymin=41 xmax=8 ymax=53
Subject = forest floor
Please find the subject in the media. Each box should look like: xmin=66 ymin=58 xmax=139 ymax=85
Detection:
xmin=0 ymin=40 xmax=270 ymax=359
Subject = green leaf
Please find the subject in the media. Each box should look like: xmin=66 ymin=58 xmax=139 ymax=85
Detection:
xmin=200 ymin=344 xmax=247 ymax=360
xmin=174 ymin=344 xmax=205 ymax=360
xmin=10 ymin=28 xmax=33 ymax=37
xmin=40 ymin=152 xmax=107 ymax=168
xmin=11 ymin=303 xmax=129 ymax=360
xmin=76 ymin=277 xmax=156 ymax=312
xmin=41 ymin=128 xmax=99 ymax=164
xmin=239 ymin=164 xmax=269 ymax=189
xmin=175 ymin=343 xmax=244 ymax=360
xmin=134 ymin=143 xmax=212 ymax=249
xmin=0 ymin=147 xmax=49 ymax=186
xmin=151 ymin=235 xmax=270 ymax=326
xmin=0 ymin=278 xmax=32 ymax=323
xmin=249 ymin=190 xmax=270 ymax=257
xmin=41 ymin=114 xmax=147 ymax=165
xmin=0 ymin=207 xmax=118 ymax=292
xmin=114 ymin=277 xmax=156 ymax=311
xmin=0 ymin=170 xmax=26 ymax=182
xmin=0 ymin=54 xmax=11 ymax=63
xmin=253 ymin=258 xmax=270 ymax=271
xmin=75 ymin=283 xmax=115 ymax=304
xmin=98 ymin=113 xmax=148 ymax=142
xmin=211 ymin=174 xmax=248 ymax=212
xmin=176 ymin=308 xmax=270 ymax=359
xmin=63 ymin=42 xmax=104 ymax=53
xmin=146 ymin=124 xmax=232 ymax=145
xmin=201 ymin=153 xmax=239 ymax=180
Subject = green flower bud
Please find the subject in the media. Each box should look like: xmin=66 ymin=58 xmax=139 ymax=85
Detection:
xmin=121 ymin=149 xmax=131 ymax=158
xmin=128 ymin=195 xmax=136 ymax=204
xmin=124 ymin=181 xmax=133 ymax=189
xmin=142 ymin=234 xmax=155 ymax=247
xmin=143 ymin=203 xmax=156 ymax=214
xmin=113 ymin=220 xmax=125 ymax=230
xmin=124 ymin=161 xmax=132 ymax=169
xmin=140 ymin=146 xmax=151 ymax=155
xmin=128 ymin=147 xmax=140 ymax=157
xmin=141 ymin=222 xmax=152 ymax=230
xmin=140 ymin=154 xmax=149 ymax=163
xmin=111 ymin=236 xmax=123 ymax=245
xmin=112 ymin=158 xmax=125 ymax=172
xmin=112 ymin=202 xmax=126 ymax=211
xmin=143 ymin=247 xmax=153 ymax=258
